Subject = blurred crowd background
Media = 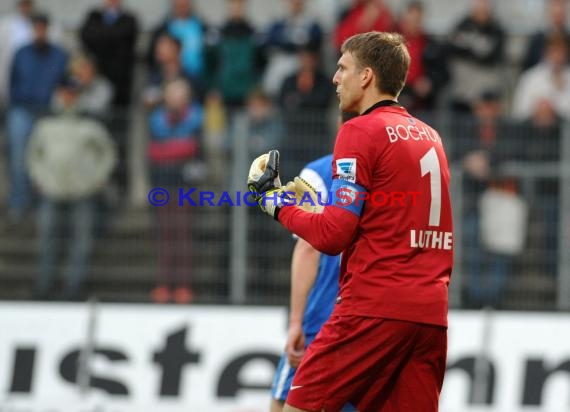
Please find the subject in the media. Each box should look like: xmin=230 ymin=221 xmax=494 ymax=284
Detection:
xmin=0 ymin=0 xmax=568 ymax=311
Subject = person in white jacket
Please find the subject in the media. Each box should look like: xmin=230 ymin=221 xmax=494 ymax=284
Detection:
xmin=512 ymin=33 xmax=570 ymax=122
xmin=26 ymin=85 xmax=116 ymax=300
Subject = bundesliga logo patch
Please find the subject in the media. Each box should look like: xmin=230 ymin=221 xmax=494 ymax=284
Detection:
xmin=336 ymin=158 xmax=357 ymax=183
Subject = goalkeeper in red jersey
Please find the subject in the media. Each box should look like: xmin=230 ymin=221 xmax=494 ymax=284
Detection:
xmin=248 ymin=32 xmax=454 ymax=411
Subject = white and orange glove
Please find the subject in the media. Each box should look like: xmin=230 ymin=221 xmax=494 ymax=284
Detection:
xmin=284 ymin=176 xmax=323 ymax=213
xmin=247 ymin=150 xmax=323 ymax=219
xmin=247 ymin=150 xmax=289 ymax=219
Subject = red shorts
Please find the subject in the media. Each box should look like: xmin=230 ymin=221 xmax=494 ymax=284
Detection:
xmin=286 ymin=316 xmax=447 ymax=412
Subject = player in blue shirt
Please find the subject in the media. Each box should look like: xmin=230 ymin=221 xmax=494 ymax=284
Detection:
xmin=270 ymin=155 xmax=335 ymax=411
xmin=270 ymin=114 xmax=358 ymax=412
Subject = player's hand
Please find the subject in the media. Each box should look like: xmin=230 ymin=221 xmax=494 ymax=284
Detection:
xmin=255 ymin=187 xmax=293 ymax=220
xmin=284 ymin=176 xmax=324 ymax=213
xmin=248 ymin=150 xmax=289 ymax=219
xmin=285 ymin=322 xmax=306 ymax=368
xmin=247 ymin=150 xmax=282 ymax=195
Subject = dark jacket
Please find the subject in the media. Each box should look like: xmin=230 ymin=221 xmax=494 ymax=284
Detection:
xmin=448 ymin=16 xmax=504 ymax=66
xmin=80 ymin=9 xmax=138 ymax=106
xmin=207 ymin=19 xmax=264 ymax=107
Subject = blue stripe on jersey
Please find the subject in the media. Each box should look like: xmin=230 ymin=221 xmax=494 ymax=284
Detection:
xmin=330 ymin=179 xmax=367 ymax=217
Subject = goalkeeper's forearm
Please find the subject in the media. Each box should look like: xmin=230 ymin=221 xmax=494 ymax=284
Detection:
xmin=278 ymin=204 xmax=358 ymax=256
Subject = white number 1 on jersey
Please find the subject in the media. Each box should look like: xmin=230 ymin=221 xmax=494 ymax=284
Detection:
xmin=420 ymin=147 xmax=441 ymax=227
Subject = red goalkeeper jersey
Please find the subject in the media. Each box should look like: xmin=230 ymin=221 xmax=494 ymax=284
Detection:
xmin=278 ymin=102 xmax=453 ymax=326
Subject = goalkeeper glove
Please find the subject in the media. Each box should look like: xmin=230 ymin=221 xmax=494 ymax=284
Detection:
xmin=247 ymin=150 xmax=282 ymax=194
xmin=256 ymin=187 xmax=293 ymax=219
xmin=247 ymin=150 xmax=288 ymax=219
xmin=255 ymin=176 xmax=323 ymax=220
xmin=284 ymin=176 xmax=324 ymax=213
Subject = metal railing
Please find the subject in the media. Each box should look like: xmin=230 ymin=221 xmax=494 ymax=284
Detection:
xmin=0 ymin=108 xmax=567 ymax=310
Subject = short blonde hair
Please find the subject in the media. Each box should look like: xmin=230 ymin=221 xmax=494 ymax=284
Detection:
xmin=341 ymin=32 xmax=410 ymax=97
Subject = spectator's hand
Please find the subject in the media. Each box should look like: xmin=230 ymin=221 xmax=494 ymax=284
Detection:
xmin=285 ymin=322 xmax=305 ymax=368
xmin=463 ymin=150 xmax=490 ymax=180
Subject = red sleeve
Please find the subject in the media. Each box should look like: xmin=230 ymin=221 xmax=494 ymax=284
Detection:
xmin=278 ymin=204 xmax=359 ymax=256
xmin=276 ymin=122 xmax=373 ymax=255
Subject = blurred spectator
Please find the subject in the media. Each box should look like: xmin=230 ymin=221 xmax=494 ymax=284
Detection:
xmin=526 ymin=98 xmax=562 ymax=131
xmin=0 ymin=0 xmax=62 ymax=107
xmin=206 ymin=0 xmax=263 ymax=109
xmin=26 ymin=82 xmax=116 ymax=300
xmin=453 ymin=91 xmax=526 ymax=308
xmin=244 ymin=88 xmax=289 ymax=293
xmin=79 ymin=0 xmax=138 ymax=108
xmin=446 ymin=0 xmax=505 ymax=112
xmin=522 ymin=0 xmax=570 ymax=71
xmin=147 ymin=79 xmax=204 ymax=304
xmin=202 ymin=91 xmax=227 ymax=186
xmin=54 ymin=57 xmax=114 ymax=240
xmin=143 ymin=33 xmax=187 ymax=109
xmin=507 ymin=101 xmax=561 ymax=277
xmin=334 ymin=0 xmax=394 ymax=52
xmin=0 ymin=0 xmax=35 ymax=107
xmin=512 ymin=34 xmax=570 ymax=121
xmin=6 ymin=12 xmax=67 ymax=224
xmin=80 ymin=0 xmax=138 ymax=198
xmin=147 ymin=0 xmax=208 ymax=99
xmin=59 ymin=54 xmax=114 ymax=120
xmin=261 ymin=0 xmax=323 ymax=97
xmin=278 ymin=47 xmax=334 ymax=179
xmin=396 ymin=1 xmax=449 ymax=114
xmin=278 ymin=48 xmax=332 ymax=111
xmin=246 ymin=88 xmax=283 ymax=153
